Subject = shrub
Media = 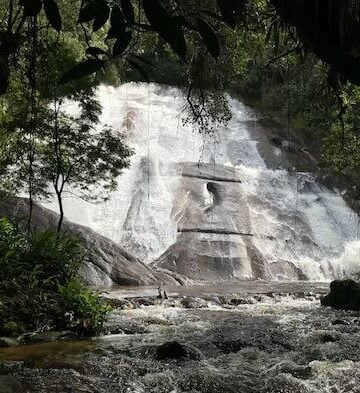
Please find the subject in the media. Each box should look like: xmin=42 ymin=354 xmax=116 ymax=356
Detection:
xmin=59 ymin=280 xmax=112 ymax=336
xmin=0 ymin=218 xmax=110 ymax=336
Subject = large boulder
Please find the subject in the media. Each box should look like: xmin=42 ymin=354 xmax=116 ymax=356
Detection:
xmin=321 ymin=279 xmax=360 ymax=311
xmin=155 ymin=341 xmax=202 ymax=361
xmin=0 ymin=197 xmax=184 ymax=287
xmin=156 ymin=341 xmax=188 ymax=360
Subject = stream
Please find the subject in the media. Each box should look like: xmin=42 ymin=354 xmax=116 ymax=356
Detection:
xmin=1 ymin=281 xmax=360 ymax=392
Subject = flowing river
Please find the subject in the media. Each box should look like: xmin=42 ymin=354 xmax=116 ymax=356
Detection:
xmin=1 ymin=281 xmax=360 ymax=392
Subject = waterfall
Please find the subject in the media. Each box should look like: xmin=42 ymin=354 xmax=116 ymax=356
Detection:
xmin=43 ymin=82 xmax=360 ymax=281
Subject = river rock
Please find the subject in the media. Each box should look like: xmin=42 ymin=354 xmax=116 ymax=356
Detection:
xmin=332 ymin=319 xmax=350 ymax=325
xmin=0 ymin=375 xmax=23 ymax=393
xmin=19 ymin=331 xmax=76 ymax=344
xmin=181 ymin=297 xmax=208 ymax=309
xmin=0 ymin=337 xmax=18 ymax=347
xmin=156 ymin=341 xmax=188 ymax=360
xmin=321 ymin=279 xmax=360 ymax=311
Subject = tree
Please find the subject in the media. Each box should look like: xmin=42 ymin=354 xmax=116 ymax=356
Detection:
xmin=40 ymin=95 xmax=133 ymax=232
xmin=0 ymin=4 xmax=133 ymax=230
xmin=2 ymin=0 xmax=360 ymax=96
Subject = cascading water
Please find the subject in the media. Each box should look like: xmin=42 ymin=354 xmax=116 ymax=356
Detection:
xmin=44 ymin=82 xmax=360 ymax=281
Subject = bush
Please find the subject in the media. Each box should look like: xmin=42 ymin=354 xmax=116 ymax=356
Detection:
xmin=0 ymin=218 xmax=111 ymax=336
xmin=59 ymin=280 xmax=112 ymax=336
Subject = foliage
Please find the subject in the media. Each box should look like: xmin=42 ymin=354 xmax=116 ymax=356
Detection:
xmin=0 ymin=218 xmax=111 ymax=336
xmin=0 ymin=7 xmax=133 ymax=231
xmin=59 ymin=280 xmax=112 ymax=336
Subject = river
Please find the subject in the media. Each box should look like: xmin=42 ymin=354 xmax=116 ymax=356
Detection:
xmin=1 ymin=281 xmax=360 ymax=392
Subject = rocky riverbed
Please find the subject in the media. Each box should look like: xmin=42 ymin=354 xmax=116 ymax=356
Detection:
xmin=1 ymin=281 xmax=360 ymax=393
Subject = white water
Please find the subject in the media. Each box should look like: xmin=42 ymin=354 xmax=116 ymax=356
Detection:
xmin=43 ymin=82 xmax=360 ymax=281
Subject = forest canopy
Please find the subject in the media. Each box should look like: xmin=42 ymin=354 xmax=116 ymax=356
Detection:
xmin=1 ymin=0 xmax=360 ymax=94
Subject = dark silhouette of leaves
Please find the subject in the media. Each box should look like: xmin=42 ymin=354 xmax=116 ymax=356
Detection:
xmin=107 ymin=5 xmax=126 ymax=39
xmin=174 ymin=15 xmax=196 ymax=31
xmin=78 ymin=3 xmax=97 ymax=24
xmin=0 ymin=69 xmax=9 ymax=95
xmin=20 ymin=0 xmax=43 ymax=17
xmin=143 ymin=0 xmax=187 ymax=61
xmin=216 ymin=0 xmax=236 ymax=28
xmin=121 ymin=0 xmax=135 ymax=25
xmin=86 ymin=47 xmax=107 ymax=56
xmin=93 ymin=2 xmax=110 ymax=32
xmin=60 ymin=59 xmax=104 ymax=84
xmin=113 ymin=31 xmax=132 ymax=56
xmin=44 ymin=0 xmax=62 ymax=32
xmin=196 ymin=19 xmax=220 ymax=59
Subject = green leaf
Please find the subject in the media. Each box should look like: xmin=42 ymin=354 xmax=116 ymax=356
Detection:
xmin=78 ymin=3 xmax=97 ymax=24
xmin=20 ymin=0 xmax=43 ymax=17
xmin=127 ymin=59 xmax=149 ymax=82
xmin=120 ymin=0 xmax=135 ymax=25
xmin=143 ymin=0 xmax=187 ymax=61
xmin=113 ymin=31 xmax=132 ymax=56
xmin=60 ymin=59 xmax=104 ymax=84
xmin=92 ymin=2 xmax=110 ymax=31
xmin=196 ymin=19 xmax=220 ymax=59
xmin=86 ymin=46 xmax=107 ymax=56
xmin=44 ymin=0 xmax=62 ymax=32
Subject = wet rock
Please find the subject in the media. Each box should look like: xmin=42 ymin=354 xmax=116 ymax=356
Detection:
xmin=0 ymin=337 xmax=18 ymax=347
xmin=320 ymin=333 xmax=340 ymax=343
xmin=229 ymin=296 xmax=256 ymax=305
xmin=105 ymin=321 xmax=146 ymax=335
xmin=19 ymin=331 xmax=76 ymax=344
xmin=106 ymin=327 xmax=124 ymax=335
xmin=265 ymin=292 xmax=276 ymax=298
xmin=0 ymin=362 xmax=23 ymax=376
xmin=321 ymin=279 xmax=360 ymax=311
xmin=263 ymin=374 xmax=315 ymax=393
xmin=271 ymin=361 xmax=313 ymax=380
xmin=134 ymin=297 xmax=156 ymax=307
xmin=332 ymin=319 xmax=350 ymax=326
xmin=156 ymin=341 xmax=188 ymax=360
xmin=0 ymin=375 xmax=23 ymax=393
xmin=216 ymin=339 xmax=248 ymax=353
xmin=253 ymin=294 xmax=265 ymax=302
xmin=181 ymin=297 xmax=208 ymax=309
xmin=0 ymin=197 xmax=180 ymax=287
xmin=103 ymin=297 xmax=133 ymax=309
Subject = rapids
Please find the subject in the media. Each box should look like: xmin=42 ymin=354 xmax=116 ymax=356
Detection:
xmin=43 ymin=83 xmax=360 ymax=282
xmin=2 ymin=283 xmax=360 ymax=393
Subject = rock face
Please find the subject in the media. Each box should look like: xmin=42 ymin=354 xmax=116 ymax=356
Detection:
xmin=0 ymin=198 xmax=184 ymax=287
xmin=321 ymin=279 xmax=360 ymax=311
xmin=29 ymin=84 xmax=360 ymax=282
xmin=153 ymin=163 xmax=256 ymax=280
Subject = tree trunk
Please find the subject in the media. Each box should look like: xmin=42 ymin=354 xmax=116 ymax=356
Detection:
xmin=56 ymin=190 xmax=64 ymax=232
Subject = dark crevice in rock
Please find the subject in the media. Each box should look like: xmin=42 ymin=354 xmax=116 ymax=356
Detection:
xmin=181 ymin=174 xmax=242 ymax=183
xmin=177 ymin=228 xmax=253 ymax=236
